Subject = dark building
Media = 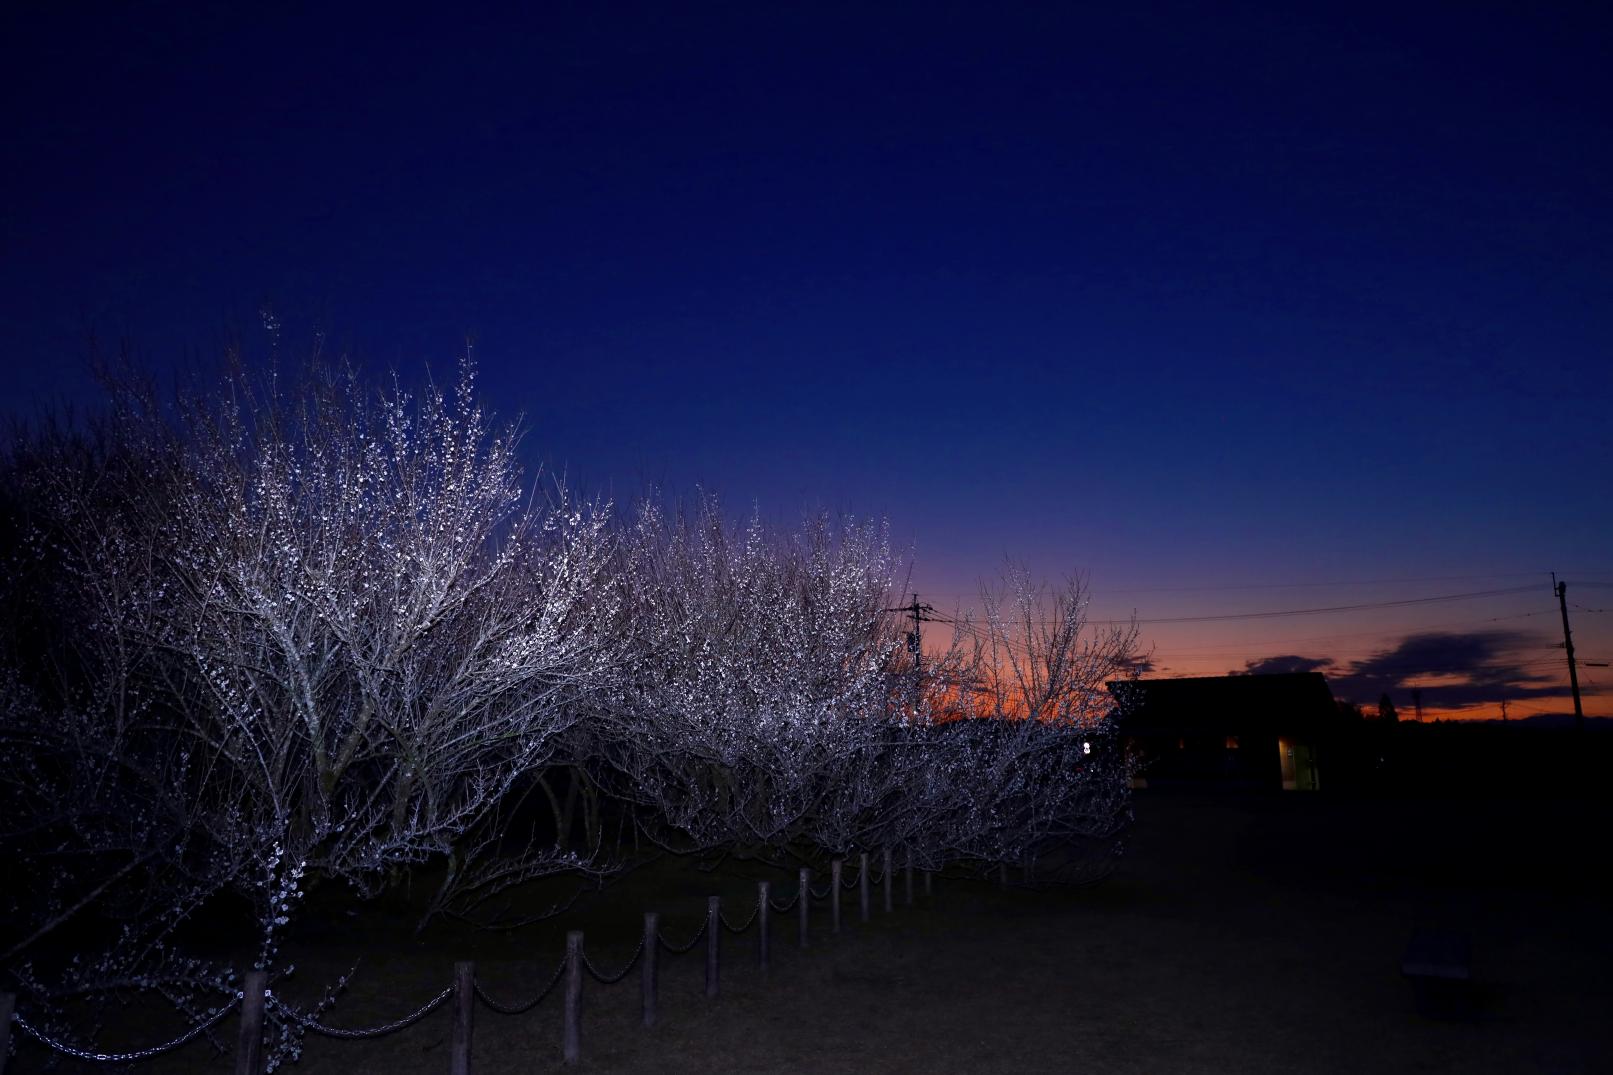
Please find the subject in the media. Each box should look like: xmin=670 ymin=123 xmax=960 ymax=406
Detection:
xmin=1107 ymin=672 xmax=1337 ymax=791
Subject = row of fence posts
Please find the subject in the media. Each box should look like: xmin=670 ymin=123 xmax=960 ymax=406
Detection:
xmin=0 ymin=851 xmax=950 ymax=1074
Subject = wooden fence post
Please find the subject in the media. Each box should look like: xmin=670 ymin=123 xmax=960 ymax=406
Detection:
xmin=758 ymin=881 xmax=771 ymax=970
xmin=882 ymin=848 xmax=893 ymax=913
xmin=563 ymin=932 xmax=582 ymax=1064
xmin=924 ymin=868 xmax=933 ymax=897
xmin=999 ymin=863 xmax=1008 ymax=889
xmin=450 ymin=962 xmax=474 ymax=1075
xmin=234 ymin=970 xmax=268 ymax=1075
xmin=859 ymin=852 xmax=871 ymax=923
xmin=0 ymin=992 xmax=13 ymax=1075
xmin=904 ymin=849 xmax=914 ymax=906
xmin=798 ymin=867 xmax=810 ymax=949
xmin=831 ymin=860 xmax=843 ymax=933
xmin=641 ymin=913 xmax=659 ymax=1028
xmin=705 ymin=897 xmax=720 ymax=999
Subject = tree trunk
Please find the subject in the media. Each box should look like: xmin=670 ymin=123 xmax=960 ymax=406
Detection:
xmin=417 ymin=847 xmax=460 ymax=934
xmin=559 ymin=769 xmax=580 ymax=851
xmin=536 ymin=771 xmax=566 ymax=848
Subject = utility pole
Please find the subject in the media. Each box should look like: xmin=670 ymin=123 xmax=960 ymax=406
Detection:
xmin=1553 ymin=574 xmax=1586 ymax=733
xmin=886 ymin=593 xmax=936 ymax=671
xmin=1411 ymin=688 xmax=1423 ymax=723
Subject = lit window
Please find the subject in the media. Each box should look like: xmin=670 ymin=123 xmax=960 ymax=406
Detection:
xmin=1225 ymin=735 xmax=1239 ymax=750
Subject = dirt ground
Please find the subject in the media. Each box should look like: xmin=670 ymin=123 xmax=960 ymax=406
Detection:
xmin=20 ymin=789 xmax=1613 ymax=1074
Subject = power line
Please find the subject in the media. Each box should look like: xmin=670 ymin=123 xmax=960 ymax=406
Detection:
xmin=1099 ymin=609 xmax=1561 ymax=652
xmin=909 ymin=646 xmax=1571 ymax=684
xmin=1085 ymin=585 xmax=1541 ymax=626
xmin=1144 ymin=655 xmax=1572 ymax=670
xmin=1091 ymin=571 xmax=1555 ymax=594
xmin=915 ymin=571 xmax=1613 ymax=599
xmin=921 ymin=602 xmax=1566 ymax=664
xmin=918 ymin=584 xmax=1591 ymax=679
xmin=1136 ymin=640 xmax=1565 ymax=659
xmin=1122 ymin=619 xmax=1561 ymax=652
xmin=928 ymin=596 xmax=1552 ymax=633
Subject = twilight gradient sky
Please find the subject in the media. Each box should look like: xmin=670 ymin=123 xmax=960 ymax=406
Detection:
xmin=3 ymin=2 xmax=1610 ymax=718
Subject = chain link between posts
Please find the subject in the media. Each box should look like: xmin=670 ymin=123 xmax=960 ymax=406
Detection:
xmin=270 ymin=986 xmax=453 ymax=1040
xmin=11 ymin=996 xmax=241 ymax=1063
xmin=580 ymin=937 xmax=646 ymax=985
xmin=656 ymin=916 xmax=709 ymax=954
xmin=474 ymin=953 xmax=568 ymax=1015
xmin=719 ymin=894 xmax=761 ymax=934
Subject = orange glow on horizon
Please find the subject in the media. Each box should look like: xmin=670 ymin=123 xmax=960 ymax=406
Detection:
xmin=911 ymin=604 xmax=1611 ymax=724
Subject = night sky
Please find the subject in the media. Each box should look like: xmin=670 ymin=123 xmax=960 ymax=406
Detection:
xmin=4 ymin=2 xmax=1609 ymax=718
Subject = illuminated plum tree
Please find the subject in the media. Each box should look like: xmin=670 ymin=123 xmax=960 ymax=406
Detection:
xmin=881 ymin=569 xmax=1140 ymax=875
xmin=0 ymin=357 xmax=618 ymax=1047
xmin=598 ymin=498 xmax=904 ymax=857
xmin=0 ymin=353 xmax=1140 ymax=1066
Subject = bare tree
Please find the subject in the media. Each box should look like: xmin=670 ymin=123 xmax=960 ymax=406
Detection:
xmin=1 ymin=350 xmax=1140 ymax=1065
xmin=0 ymin=399 xmax=254 ymax=1038
xmin=598 ymin=511 xmax=1135 ymax=882
xmin=1 ymin=355 xmax=620 ymax=1058
xmin=136 ymin=358 xmax=618 ymax=938
xmin=890 ymin=568 xmax=1140 ymax=875
xmin=599 ymin=498 xmax=904 ymax=859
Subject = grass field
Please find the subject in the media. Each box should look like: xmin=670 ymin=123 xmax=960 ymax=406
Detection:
xmin=20 ymin=788 xmax=1611 ymax=1073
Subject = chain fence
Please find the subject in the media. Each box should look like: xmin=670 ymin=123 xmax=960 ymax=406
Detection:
xmin=10 ymin=996 xmax=240 ymax=1063
xmin=269 ymin=986 xmax=453 ymax=1041
xmin=472 ymin=955 xmax=568 ymax=1015
xmin=3 ymin=854 xmax=955 ymax=1072
xmin=656 ymin=916 xmax=709 ymax=955
xmin=719 ymin=895 xmax=761 ymax=934
xmin=580 ymin=938 xmax=646 ymax=985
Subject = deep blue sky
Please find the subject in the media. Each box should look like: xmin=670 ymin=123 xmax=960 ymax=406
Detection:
xmin=4 ymin=2 xmax=1610 ymax=713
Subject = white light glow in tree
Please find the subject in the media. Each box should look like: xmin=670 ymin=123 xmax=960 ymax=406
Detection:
xmin=1 ymin=355 xmax=620 ymax=1053
xmin=600 ymin=498 xmax=904 ymax=857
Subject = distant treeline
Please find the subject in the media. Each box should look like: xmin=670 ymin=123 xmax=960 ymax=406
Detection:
xmin=1320 ymin=712 xmax=1610 ymax=798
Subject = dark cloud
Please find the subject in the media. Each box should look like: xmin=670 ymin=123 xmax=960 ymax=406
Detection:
xmin=1349 ymin=631 xmax=1536 ymax=680
xmin=1113 ymin=652 xmax=1157 ymax=676
xmin=1228 ymin=630 xmax=1582 ymax=713
xmin=1235 ymin=654 xmax=1336 ymax=676
xmin=1326 ymin=630 xmax=1568 ymax=710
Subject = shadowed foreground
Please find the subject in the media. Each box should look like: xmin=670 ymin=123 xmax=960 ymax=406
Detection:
xmin=550 ymin=792 xmax=1606 ymax=1075
xmin=22 ymin=790 xmax=1609 ymax=1074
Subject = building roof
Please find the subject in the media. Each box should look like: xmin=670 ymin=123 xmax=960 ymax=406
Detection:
xmin=1106 ymin=672 xmax=1336 ymax=735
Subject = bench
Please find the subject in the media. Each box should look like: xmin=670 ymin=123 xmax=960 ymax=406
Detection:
xmin=1401 ymin=928 xmax=1473 ymax=1018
